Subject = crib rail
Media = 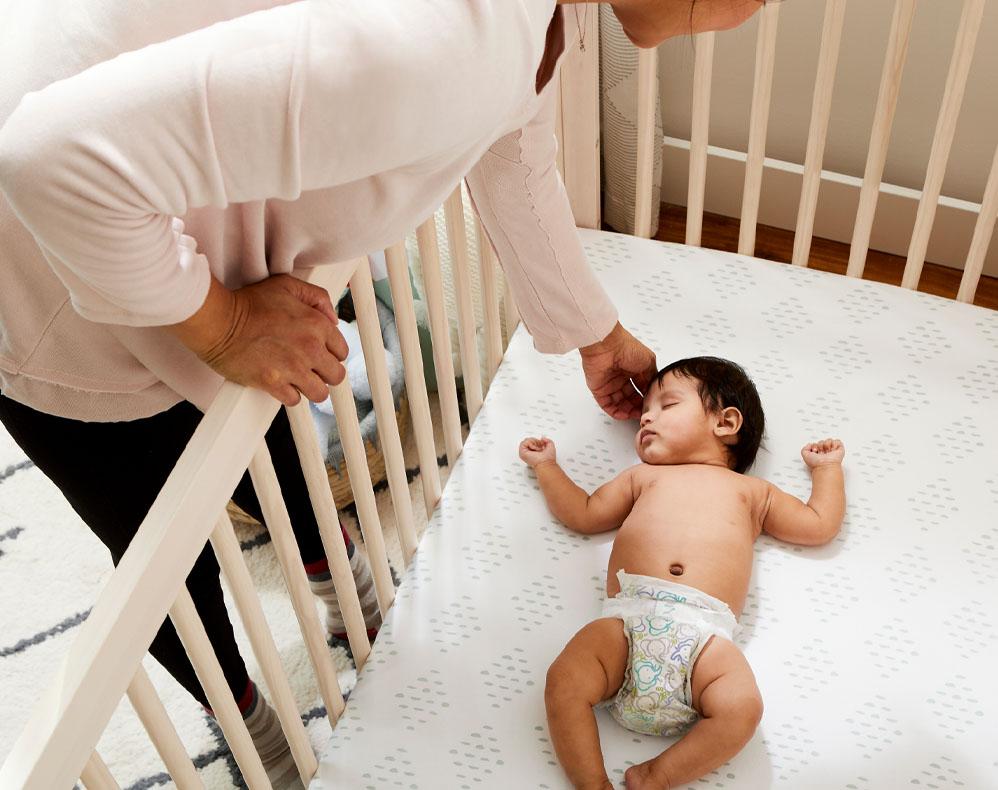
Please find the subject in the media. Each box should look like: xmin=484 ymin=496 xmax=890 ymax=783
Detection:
xmin=1 ymin=188 xmax=516 ymax=788
xmin=2 ymin=376 xmax=288 ymax=788
xmin=604 ymin=0 xmax=997 ymax=303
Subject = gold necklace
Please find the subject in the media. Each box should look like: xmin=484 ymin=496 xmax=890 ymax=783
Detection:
xmin=573 ymin=3 xmax=589 ymax=52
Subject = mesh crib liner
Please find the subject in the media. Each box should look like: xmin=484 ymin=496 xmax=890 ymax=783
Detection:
xmin=314 ymin=229 xmax=998 ymax=789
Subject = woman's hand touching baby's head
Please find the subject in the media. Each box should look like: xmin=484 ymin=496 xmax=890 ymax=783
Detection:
xmin=519 ymin=436 xmax=557 ymax=469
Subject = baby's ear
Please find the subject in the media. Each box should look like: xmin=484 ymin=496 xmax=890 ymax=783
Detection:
xmin=714 ymin=406 xmax=743 ymax=446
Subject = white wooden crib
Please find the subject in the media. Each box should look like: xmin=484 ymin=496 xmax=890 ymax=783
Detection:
xmin=2 ymin=1 xmax=996 ymax=787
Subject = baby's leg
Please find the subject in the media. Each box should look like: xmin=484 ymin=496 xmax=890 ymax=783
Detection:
xmin=545 ymin=617 xmax=629 ymax=790
xmin=624 ymin=636 xmax=763 ymax=790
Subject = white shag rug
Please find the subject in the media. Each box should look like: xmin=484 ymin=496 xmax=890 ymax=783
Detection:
xmin=0 ymin=392 xmax=462 ymax=789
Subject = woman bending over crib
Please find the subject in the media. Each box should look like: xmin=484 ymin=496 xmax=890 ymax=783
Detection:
xmin=0 ymin=1 xmax=762 ymax=784
xmin=519 ymin=357 xmax=847 ymax=790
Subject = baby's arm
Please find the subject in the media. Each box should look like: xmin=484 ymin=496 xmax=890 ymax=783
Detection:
xmin=762 ymin=438 xmax=846 ymax=546
xmin=519 ymin=437 xmax=636 ymax=534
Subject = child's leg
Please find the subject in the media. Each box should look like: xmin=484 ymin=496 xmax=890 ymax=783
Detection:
xmin=623 ymin=636 xmax=763 ymax=790
xmin=545 ymin=617 xmax=629 ymax=790
xmin=230 ymin=407 xmax=381 ymax=637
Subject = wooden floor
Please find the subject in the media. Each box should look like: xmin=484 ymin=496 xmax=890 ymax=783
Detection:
xmin=649 ymin=204 xmax=998 ymax=311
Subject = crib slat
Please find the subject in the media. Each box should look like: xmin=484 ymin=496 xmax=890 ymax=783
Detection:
xmin=958 ymin=142 xmax=998 ymax=303
xmin=126 ymin=666 xmax=204 ymax=789
xmin=384 ymin=241 xmax=442 ymax=517
xmin=327 ymin=378 xmax=397 ymax=619
xmin=169 ymin=589 xmax=271 ymax=789
xmin=686 ymin=31 xmax=715 ymax=247
xmin=846 ymin=0 xmax=916 ymax=278
xmin=80 ymin=751 xmax=119 ymax=790
xmin=444 ymin=187 xmax=485 ymax=422
xmin=902 ymin=0 xmax=985 ymax=290
xmin=248 ymin=444 xmax=347 ymax=723
xmin=285 ymin=401 xmax=373 ymax=666
xmin=502 ymin=273 xmax=520 ymax=348
xmin=792 ymin=0 xmax=848 ymax=267
xmin=416 ymin=216 xmax=464 ymax=465
xmin=738 ymin=0 xmax=782 ymax=256
xmin=476 ymin=219 xmax=504 ymax=383
xmin=208 ymin=512 xmax=318 ymax=782
xmin=634 ymin=46 xmax=659 ymax=239
xmin=350 ymin=260 xmax=419 ymax=564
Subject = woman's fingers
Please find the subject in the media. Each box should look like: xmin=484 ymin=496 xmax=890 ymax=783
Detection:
xmin=312 ymin=355 xmax=346 ymax=389
xmin=592 ymin=372 xmax=645 ymax=415
xmin=326 ymin=323 xmax=349 ymax=362
xmin=630 ymin=360 xmax=658 ymax=398
xmin=283 ymin=275 xmax=339 ymax=325
xmin=297 ymin=370 xmax=332 ymax=404
xmin=272 ymin=383 xmax=303 ymax=408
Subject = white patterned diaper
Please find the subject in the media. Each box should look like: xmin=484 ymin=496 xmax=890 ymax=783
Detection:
xmin=601 ymin=570 xmax=739 ymax=737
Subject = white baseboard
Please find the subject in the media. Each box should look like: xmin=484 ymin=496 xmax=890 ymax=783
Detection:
xmin=661 ymin=137 xmax=998 ymax=279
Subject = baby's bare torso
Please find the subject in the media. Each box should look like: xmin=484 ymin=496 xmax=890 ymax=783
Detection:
xmin=606 ymin=464 xmax=769 ymax=618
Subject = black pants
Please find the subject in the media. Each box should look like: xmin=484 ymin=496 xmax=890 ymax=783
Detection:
xmin=0 ymin=393 xmax=330 ymax=709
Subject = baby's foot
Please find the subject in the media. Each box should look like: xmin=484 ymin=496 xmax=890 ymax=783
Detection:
xmin=624 ymin=760 xmax=669 ymax=790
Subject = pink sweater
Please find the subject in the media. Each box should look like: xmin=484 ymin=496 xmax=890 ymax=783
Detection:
xmin=0 ymin=0 xmax=617 ymax=421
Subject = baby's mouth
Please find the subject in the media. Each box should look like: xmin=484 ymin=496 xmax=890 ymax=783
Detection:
xmin=639 ymin=429 xmax=655 ymax=445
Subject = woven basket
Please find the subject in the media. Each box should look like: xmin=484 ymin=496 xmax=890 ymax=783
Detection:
xmin=226 ymin=395 xmax=411 ymax=524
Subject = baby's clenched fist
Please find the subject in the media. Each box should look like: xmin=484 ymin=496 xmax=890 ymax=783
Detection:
xmin=519 ymin=436 xmax=557 ymax=468
xmin=801 ymin=438 xmax=845 ymax=468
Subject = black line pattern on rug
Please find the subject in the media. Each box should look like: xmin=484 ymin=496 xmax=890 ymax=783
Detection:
xmin=1 ymin=608 xmax=91 ymax=657
xmin=205 ymin=712 xmax=247 ymax=789
xmin=0 ymin=527 xmax=25 ymax=557
xmin=125 ymin=700 xmax=341 ymax=790
xmin=124 ymin=732 xmax=249 ymax=790
xmin=0 ymin=526 xmax=24 ymax=542
xmin=0 ymin=460 xmax=33 ymax=484
xmin=238 ymin=531 xmax=273 ymax=552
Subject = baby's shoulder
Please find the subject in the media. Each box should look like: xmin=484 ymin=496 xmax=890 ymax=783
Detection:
xmin=739 ymin=474 xmax=776 ymax=524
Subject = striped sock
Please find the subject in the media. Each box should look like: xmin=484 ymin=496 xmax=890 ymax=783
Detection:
xmin=235 ymin=682 xmax=303 ymax=789
xmin=307 ymin=549 xmax=381 ymax=639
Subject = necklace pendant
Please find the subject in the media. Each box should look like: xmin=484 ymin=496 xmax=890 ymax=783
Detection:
xmin=579 ymin=41 xmax=585 ymax=52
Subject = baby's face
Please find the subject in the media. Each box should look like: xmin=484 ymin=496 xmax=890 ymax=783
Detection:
xmin=635 ymin=373 xmax=716 ymax=465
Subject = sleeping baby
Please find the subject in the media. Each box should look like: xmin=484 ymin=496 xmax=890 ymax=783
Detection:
xmin=518 ymin=356 xmax=846 ymax=790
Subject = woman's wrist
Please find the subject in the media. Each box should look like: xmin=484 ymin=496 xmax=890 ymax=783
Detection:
xmin=578 ymin=321 xmax=624 ymax=358
xmin=164 ymin=275 xmax=240 ymax=360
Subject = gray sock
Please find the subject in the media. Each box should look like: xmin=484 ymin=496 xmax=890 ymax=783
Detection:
xmin=308 ymin=549 xmax=381 ymax=636
xmin=241 ymin=683 xmax=303 ymax=789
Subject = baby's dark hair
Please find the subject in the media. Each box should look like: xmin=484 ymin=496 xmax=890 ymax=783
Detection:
xmin=654 ymin=356 xmax=765 ymax=474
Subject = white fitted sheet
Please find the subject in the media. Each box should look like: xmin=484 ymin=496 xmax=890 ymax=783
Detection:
xmin=315 ymin=230 xmax=998 ymax=789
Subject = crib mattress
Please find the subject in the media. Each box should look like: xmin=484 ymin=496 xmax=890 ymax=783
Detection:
xmin=315 ymin=230 xmax=998 ymax=789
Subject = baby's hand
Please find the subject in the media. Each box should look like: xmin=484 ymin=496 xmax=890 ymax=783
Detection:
xmin=519 ymin=436 xmax=557 ymax=468
xmin=801 ymin=438 xmax=845 ymax=468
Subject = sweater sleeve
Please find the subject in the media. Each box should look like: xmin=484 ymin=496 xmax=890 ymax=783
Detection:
xmin=464 ymin=80 xmax=618 ymax=354
xmin=0 ymin=1 xmax=528 ymax=326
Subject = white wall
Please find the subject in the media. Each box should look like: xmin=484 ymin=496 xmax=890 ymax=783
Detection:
xmin=657 ymin=0 xmax=998 ymax=276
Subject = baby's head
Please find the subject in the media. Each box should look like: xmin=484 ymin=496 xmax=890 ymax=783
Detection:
xmin=636 ymin=357 xmax=764 ymax=473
